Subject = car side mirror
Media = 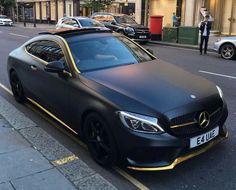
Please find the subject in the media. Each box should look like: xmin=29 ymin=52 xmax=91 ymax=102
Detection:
xmin=111 ymin=21 xmax=116 ymax=25
xmin=146 ymin=48 xmax=154 ymax=55
xmin=44 ymin=61 xmax=64 ymax=73
xmin=73 ymin=23 xmax=79 ymax=27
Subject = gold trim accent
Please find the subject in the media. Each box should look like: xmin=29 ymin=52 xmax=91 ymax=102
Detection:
xmin=170 ymin=108 xmax=222 ymax=129
xmin=27 ymin=97 xmax=78 ymax=135
xmin=170 ymin=121 xmax=197 ymax=129
xmin=55 ymin=35 xmax=81 ymax=74
xmin=128 ymin=132 xmax=228 ymax=171
xmin=209 ymin=107 xmax=221 ymax=117
xmin=130 ymin=38 xmax=157 ymax=59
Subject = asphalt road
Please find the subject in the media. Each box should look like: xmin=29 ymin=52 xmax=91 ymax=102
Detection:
xmin=0 ymin=26 xmax=236 ymax=190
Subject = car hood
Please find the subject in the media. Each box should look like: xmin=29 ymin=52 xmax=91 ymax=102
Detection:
xmin=119 ymin=23 xmax=149 ymax=30
xmin=0 ymin=18 xmax=12 ymax=22
xmin=82 ymin=60 xmax=218 ymax=114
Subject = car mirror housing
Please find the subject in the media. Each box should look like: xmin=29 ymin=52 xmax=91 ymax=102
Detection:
xmin=44 ymin=61 xmax=65 ymax=73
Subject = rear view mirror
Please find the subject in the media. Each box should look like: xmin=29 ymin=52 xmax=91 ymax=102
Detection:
xmin=44 ymin=61 xmax=64 ymax=73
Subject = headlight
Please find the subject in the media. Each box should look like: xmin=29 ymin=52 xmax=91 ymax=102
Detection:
xmin=125 ymin=27 xmax=135 ymax=34
xmin=117 ymin=111 xmax=164 ymax=133
xmin=216 ymin=85 xmax=223 ymax=99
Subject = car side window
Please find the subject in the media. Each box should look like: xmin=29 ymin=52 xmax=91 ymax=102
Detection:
xmin=63 ymin=19 xmax=78 ymax=27
xmin=25 ymin=40 xmax=67 ymax=68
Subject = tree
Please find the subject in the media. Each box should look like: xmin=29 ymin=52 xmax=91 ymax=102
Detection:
xmin=82 ymin=0 xmax=114 ymax=13
xmin=0 ymin=0 xmax=15 ymax=15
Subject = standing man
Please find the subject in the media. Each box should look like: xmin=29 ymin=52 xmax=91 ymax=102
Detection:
xmin=172 ymin=12 xmax=177 ymax=27
xmin=199 ymin=15 xmax=212 ymax=55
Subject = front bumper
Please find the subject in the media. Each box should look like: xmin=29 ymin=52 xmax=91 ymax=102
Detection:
xmin=0 ymin=22 xmax=13 ymax=26
xmin=213 ymin=42 xmax=221 ymax=52
xmin=113 ymin=104 xmax=228 ymax=171
xmin=128 ymin=130 xmax=228 ymax=171
xmin=126 ymin=32 xmax=151 ymax=42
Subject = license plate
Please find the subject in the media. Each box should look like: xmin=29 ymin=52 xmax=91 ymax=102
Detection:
xmin=190 ymin=127 xmax=219 ymax=148
xmin=139 ymin=35 xmax=147 ymax=39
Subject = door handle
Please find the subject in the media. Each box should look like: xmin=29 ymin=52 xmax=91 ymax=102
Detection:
xmin=30 ymin=65 xmax=37 ymax=70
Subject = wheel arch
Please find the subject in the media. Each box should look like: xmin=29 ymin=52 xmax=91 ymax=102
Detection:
xmin=219 ymin=42 xmax=236 ymax=54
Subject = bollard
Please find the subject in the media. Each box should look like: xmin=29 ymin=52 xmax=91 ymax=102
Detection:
xmin=24 ymin=21 xmax=26 ymax=27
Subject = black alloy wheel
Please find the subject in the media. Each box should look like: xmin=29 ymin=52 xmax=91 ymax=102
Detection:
xmin=220 ymin=43 xmax=236 ymax=60
xmin=83 ymin=113 xmax=117 ymax=167
xmin=10 ymin=71 xmax=25 ymax=103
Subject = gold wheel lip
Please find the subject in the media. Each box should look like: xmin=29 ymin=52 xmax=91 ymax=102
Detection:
xmin=127 ymin=132 xmax=228 ymax=171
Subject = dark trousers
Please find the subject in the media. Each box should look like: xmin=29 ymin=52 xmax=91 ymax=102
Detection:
xmin=200 ymin=36 xmax=209 ymax=54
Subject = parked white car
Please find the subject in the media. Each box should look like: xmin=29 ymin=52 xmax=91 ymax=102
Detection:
xmin=214 ymin=36 xmax=236 ymax=60
xmin=0 ymin=15 xmax=13 ymax=26
xmin=56 ymin=16 xmax=104 ymax=29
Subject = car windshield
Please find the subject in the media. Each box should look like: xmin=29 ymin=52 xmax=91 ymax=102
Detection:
xmin=114 ymin=15 xmax=137 ymax=24
xmin=67 ymin=35 xmax=154 ymax=72
xmin=79 ymin=19 xmax=104 ymax=27
xmin=0 ymin=15 xmax=7 ymax=19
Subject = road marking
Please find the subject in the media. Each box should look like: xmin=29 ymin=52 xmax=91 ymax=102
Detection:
xmin=113 ymin=167 xmax=149 ymax=190
xmin=9 ymin=33 xmax=30 ymax=38
xmin=52 ymin=155 xmax=79 ymax=166
xmin=199 ymin=70 xmax=236 ymax=80
xmin=0 ymin=83 xmax=12 ymax=95
xmin=0 ymin=82 xmax=149 ymax=190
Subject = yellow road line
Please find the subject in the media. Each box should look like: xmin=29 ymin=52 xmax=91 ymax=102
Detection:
xmin=0 ymin=83 xmax=149 ymax=190
xmin=113 ymin=166 xmax=149 ymax=190
xmin=0 ymin=83 xmax=12 ymax=95
xmin=52 ymin=155 xmax=79 ymax=166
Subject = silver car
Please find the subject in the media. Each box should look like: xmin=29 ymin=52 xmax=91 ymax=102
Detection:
xmin=56 ymin=16 xmax=104 ymax=29
xmin=214 ymin=36 xmax=236 ymax=60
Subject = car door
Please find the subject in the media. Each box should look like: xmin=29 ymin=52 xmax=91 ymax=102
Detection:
xmin=25 ymin=39 xmax=72 ymax=123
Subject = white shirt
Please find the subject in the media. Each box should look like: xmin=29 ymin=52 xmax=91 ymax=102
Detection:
xmin=203 ymin=22 xmax=208 ymax=36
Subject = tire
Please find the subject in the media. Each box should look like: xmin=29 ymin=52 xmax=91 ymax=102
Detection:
xmin=220 ymin=43 xmax=236 ymax=60
xmin=83 ymin=113 xmax=117 ymax=167
xmin=10 ymin=71 xmax=25 ymax=103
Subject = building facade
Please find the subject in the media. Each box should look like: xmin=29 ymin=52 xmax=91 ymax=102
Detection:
xmin=148 ymin=0 xmax=236 ymax=35
xmin=16 ymin=0 xmax=80 ymax=23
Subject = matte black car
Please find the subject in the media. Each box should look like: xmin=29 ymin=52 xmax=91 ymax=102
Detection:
xmin=92 ymin=12 xmax=150 ymax=44
xmin=7 ymin=28 xmax=228 ymax=171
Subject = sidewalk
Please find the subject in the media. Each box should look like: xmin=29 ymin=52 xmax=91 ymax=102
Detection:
xmin=14 ymin=22 xmax=56 ymax=29
xmin=149 ymin=35 xmax=219 ymax=52
xmin=0 ymin=94 xmax=117 ymax=190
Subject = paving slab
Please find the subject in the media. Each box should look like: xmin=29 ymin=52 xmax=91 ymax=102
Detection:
xmin=0 ymin=96 xmax=36 ymax=129
xmin=19 ymin=126 xmax=73 ymax=161
xmin=74 ymin=173 xmax=117 ymax=190
xmin=0 ymin=129 xmax=31 ymax=154
xmin=0 ymin=182 xmax=15 ymax=190
xmin=11 ymin=168 xmax=76 ymax=190
xmin=0 ymin=148 xmax=52 ymax=183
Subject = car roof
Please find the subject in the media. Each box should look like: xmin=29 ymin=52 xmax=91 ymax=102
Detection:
xmin=59 ymin=16 xmax=92 ymax=21
xmin=39 ymin=27 xmax=112 ymax=37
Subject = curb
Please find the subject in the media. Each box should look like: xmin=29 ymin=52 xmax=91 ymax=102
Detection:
xmin=148 ymin=41 xmax=215 ymax=52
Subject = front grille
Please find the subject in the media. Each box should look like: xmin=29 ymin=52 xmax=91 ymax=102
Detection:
xmin=169 ymin=108 xmax=222 ymax=137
